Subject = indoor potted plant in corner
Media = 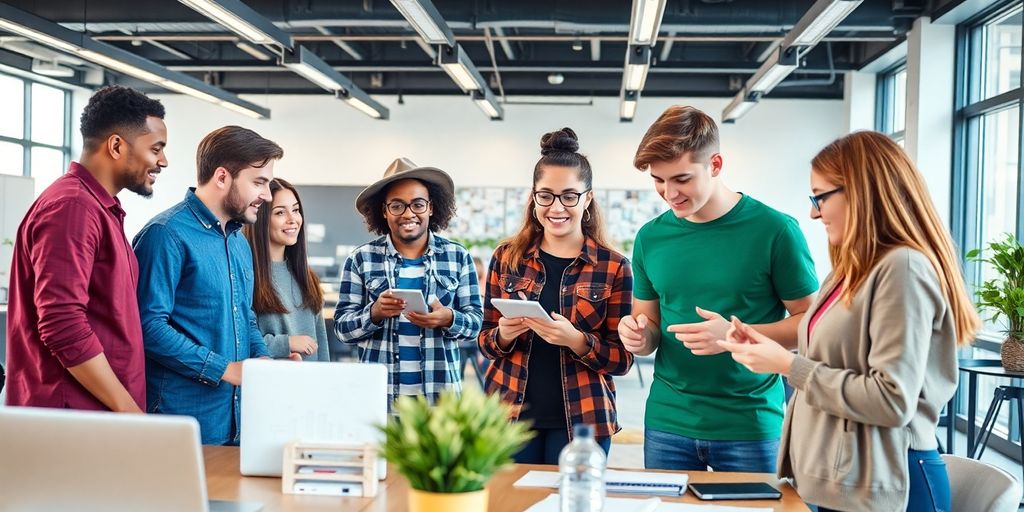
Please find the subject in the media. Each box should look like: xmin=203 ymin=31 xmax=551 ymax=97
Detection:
xmin=968 ymin=233 xmax=1024 ymax=371
xmin=378 ymin=387 xmax=533 ymax=512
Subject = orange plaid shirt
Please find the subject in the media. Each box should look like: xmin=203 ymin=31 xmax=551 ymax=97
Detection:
xmin=478 ymin=237 xmax=633 ymax=439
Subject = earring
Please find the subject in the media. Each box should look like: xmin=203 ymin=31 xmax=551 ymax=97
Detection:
xmin=583 ymin=209 xmax=592 ymax=223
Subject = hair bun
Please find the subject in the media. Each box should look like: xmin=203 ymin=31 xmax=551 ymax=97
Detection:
xmin=540 ymin=127 xmax=579 ymax=156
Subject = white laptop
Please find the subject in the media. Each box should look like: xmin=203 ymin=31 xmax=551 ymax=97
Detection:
xmin=0 ymin=407 xmax=261 ymax=512
xmin=240 ymin=359 xmax=388 ymax=478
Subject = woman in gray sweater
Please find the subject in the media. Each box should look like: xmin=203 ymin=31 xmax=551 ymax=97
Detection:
xmin=719 ymin=131 xmax=979 ymax=511
xmin=245 ymin=178 xmax=329 ymax=361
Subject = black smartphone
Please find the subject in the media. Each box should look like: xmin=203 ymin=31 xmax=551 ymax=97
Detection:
xmin=688 ymin=482 xmax=783 ymax=500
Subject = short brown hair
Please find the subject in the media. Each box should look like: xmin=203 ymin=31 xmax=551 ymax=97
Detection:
xmin=196 ymin=125 xmax=283 ymax=185
xmin=633 ymin=105 xmax=720 ymax=171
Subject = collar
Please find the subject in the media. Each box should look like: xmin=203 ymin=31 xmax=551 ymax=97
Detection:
xmin=68 ymin=162 xmax=124 ymax=216
xmin=184 ymin=188 xmax=243 ymax=234
xmin=383 ymin=232 xmax=439 ymax=260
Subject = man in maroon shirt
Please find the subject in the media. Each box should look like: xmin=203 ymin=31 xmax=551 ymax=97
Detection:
xmin=5 ymin=86 xmax=167 ymax=412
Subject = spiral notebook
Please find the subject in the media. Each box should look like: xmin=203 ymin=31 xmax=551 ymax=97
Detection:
xmin=514 ymin=470 xmax=688 ymax=497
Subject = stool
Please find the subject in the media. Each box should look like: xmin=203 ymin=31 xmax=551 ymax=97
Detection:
xmin=971 ymin=385 xmax=1024 ymax=484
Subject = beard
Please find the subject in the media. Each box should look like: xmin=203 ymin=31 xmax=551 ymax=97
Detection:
xmin=120 ymin=152 xmax=155 ymax=198
xmin=224 ymin=182 xmax=256 ymax=224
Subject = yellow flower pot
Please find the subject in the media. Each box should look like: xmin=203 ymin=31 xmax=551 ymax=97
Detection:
xmin=408 ymin=488 xmax=489 ymax=512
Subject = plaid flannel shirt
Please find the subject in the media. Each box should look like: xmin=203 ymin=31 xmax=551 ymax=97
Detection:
xmin=334 ymin=233 xmax=482 ymax=406
xmin=478 ymin=237 xmax=633 ymax=439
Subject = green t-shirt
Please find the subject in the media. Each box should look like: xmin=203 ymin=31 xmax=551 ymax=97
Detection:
xmin=633 ymin=194 xmax=818 ymax=441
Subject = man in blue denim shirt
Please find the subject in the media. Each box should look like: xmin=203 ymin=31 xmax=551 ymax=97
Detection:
xmin=134 ymin=126 xmax=283 ymax=445
xmin=335 ymin=158 xmax=482 ymax=407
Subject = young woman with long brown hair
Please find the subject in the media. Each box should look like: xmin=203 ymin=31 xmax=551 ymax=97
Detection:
xmin=478 ymin=127 xmax=634 ymax=464
xmin=244 ymin=178 xmax=329 ymax=361
xmin=719 ymin=131 xmax=979 ymax=511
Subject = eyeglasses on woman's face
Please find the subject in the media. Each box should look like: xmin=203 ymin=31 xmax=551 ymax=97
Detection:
xmin=809 ymin=187 xmax=843 ymax=212
xmin=385 ymin=198 xmax=430 ymax=216
xmin=533 ymin=189 xmax=591 ymax=208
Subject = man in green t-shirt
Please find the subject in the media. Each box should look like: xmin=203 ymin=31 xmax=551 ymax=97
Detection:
xmin=619 ymin=106 xmax=818 ymax=472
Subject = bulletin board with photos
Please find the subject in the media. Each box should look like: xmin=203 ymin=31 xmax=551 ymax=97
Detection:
xmin=444 ymin=186 xmax=667 ymax=255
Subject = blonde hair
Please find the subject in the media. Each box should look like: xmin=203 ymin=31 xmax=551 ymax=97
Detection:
xmin=812 ymin=131 xmax=979 ymax=346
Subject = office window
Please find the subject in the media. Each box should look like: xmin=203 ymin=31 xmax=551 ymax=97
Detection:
xmin=0 ymin=72 xmax=72 ymax=192
xmin=876 ymin=63 xmax=907 ymax=143
xmin=953 ymin=0 xmax=1024 ymax=456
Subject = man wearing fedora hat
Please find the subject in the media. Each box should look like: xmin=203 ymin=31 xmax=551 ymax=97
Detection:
xmin=334 ymin=158 xmax=482 ymax=406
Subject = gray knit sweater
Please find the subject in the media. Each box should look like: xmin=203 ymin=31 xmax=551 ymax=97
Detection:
xmin=255 ymin=261 xmax=330 ymax=361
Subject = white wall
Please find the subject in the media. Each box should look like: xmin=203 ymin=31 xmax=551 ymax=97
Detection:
xmin=116 ymin=93 xmax=843 ymax=279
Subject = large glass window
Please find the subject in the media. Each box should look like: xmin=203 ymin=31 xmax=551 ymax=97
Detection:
xmin=953 ymin=0 xmax=1024 ymax=461
xmin=0 ymin=72 xmax=71 ymax=190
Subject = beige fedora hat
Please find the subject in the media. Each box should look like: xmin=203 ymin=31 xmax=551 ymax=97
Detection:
xmin=354 ymin=157 xmax=455 ymax=214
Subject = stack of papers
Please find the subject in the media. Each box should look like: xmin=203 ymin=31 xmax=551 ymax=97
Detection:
xmin=514 ymin=470 xmax=688 ymax=497
xmin=525 ymin=495 xmax=773 ymax=512
xmin=525 ymin=495 xmax=661 ymax=512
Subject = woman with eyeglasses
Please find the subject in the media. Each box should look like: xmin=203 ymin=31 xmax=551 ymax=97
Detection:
xmin=244 ymin=178 xmax=329 ymax=361
xmin=478 ymin=127 xmax=634 ymax=464
xmin=718 ymin=131 xmax=979 ymax=512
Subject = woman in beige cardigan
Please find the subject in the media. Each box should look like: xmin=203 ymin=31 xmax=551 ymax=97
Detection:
xmin=718 ymin=131 xmax=979 ymax=512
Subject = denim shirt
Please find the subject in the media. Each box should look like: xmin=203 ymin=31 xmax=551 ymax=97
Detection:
xmin=133 ymin=189 xmax=269 ymax=445
xmin=334 ymin=233 xmax=482 ymax=407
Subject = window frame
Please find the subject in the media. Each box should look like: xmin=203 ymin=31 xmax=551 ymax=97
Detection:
xmin=0 ymin=71 xmax=72 ymax=180
xmin=951 ymin=0 xmax=1024 ymax=460
xmin=875 ymin=61 xmax=908 ymax=142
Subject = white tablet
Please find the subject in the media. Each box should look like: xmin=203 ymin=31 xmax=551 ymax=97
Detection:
xmin=491 ymin=298 xmax=552 ymax=320
xmin=389 ymin=288 xmax=428 ymax=314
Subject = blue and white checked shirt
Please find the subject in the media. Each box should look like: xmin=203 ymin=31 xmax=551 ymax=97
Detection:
xmin=333 ymin=233 xmax=482 ymax=406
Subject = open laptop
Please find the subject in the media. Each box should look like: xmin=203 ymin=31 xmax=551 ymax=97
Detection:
xmin=240 ymin=359 xmax=388 ymax=478
xmin=0 ymin=407 xmax=261 ymax=512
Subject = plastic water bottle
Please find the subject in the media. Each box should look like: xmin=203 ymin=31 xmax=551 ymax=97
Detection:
xmin=559 ymin=424 xmax=606 ymax=512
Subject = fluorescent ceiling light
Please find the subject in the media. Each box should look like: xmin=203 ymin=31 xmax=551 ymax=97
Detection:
xmin=0 ymin=18 xmax=78 ymax=53
xmin=177 ymin=0 xmax=291 ymax=48
xmin=722 ymin=89 xmax=758 ymax=123
xmin=282 ymin=47 xmax=344 ymax=91
xmin=0 ymin=3 xmax=270 ymax=118
xmin=784 ymin=0 xmax=863 ymax=48
xmin=389 ymin=0 xmax=456 ymax=46
xmin=622 ymin=45 xmax=651 ymax=92
xmin=336 ymin=89 xmax=390 ymax=120
xmin=235 ymin=41 xmax=271 ymax=61
xmin=439 ymin=44 xmax=484 ymax=92
xmin=472 ymin=89 xmax=503 ymax=120
xmin=746 ymin=47 xmax=799 ymax=94
xmin=628 ymin=0 xmax=667 ymax=46
xmin=620 ymin=90 xmax=638 ymax=121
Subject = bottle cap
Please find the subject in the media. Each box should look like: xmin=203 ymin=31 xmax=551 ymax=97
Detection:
xmin=572 ymin=424 xmax=594 ymax=439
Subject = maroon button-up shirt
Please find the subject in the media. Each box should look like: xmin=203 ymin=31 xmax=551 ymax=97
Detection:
xmin=5 ymin=162 xmax=145 ymax=410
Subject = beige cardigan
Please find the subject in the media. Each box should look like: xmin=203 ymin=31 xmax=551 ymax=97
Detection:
xmin=779 ymin=247 xmax=959 ymax=512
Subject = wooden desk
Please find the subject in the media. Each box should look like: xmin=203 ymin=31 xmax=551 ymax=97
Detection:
xmin=204 ymin=446 xmax=809 ymax=511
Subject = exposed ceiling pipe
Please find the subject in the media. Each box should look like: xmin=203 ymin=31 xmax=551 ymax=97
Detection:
xmin=165 ymin=64 xmax=843 ymax=75
xmin=659 ymin=31 xmax=676 ymax=61
xmin=590 ymin=39 xmax=600 ymax=61
xmin=92 ymin=33 xmax=896 ymax=43
xmin=483 ymin=27 xmax=507 ymax=101
xmin=492 ymin=26 xmax=515 ymax=60
xmin=315 ymin=26 xmax=363 ymax=60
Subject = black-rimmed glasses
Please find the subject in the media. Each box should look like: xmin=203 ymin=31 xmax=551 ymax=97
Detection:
xmin=385 ymin=199 xmax=430 ymax=216
xmin=533 ymin=189 xmax=591 ymax=207
xmin=809 ymin=187 xmax=843 ymax=212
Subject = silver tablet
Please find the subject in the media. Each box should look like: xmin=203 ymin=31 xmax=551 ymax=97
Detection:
xmin=491 ymin=298 xmax=552 ymax=320
xmin=389 ymin=288 xmax=428 ymax=314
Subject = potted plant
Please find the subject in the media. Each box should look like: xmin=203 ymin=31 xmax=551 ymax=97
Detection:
xmin=378 ymin=388 xmax=533 ymax=512
xmin=968 ymin=234 xmax=1024 ymax=370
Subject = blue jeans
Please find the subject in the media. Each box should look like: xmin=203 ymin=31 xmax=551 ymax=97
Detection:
xmin=816 ymin=449 xmax=950 ymax=512
xmin=515 ymin=427 xmax=612 ymax=465
xmin=644 ymin=428 xmax=779 ymax=473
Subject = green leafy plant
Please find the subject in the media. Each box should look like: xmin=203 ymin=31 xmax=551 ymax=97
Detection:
xmin=377 ymin=388 xmax=533 ymax=493
xmin=967 ymin=233 xmax=1024 ymax=338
